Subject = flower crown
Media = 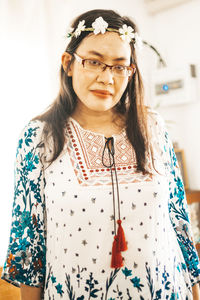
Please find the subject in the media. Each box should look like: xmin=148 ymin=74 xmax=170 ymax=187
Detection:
xmin=66 ymin=17 xmax=143 ymax=48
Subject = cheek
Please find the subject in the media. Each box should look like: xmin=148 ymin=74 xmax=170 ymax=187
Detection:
xmin=72 ymin=71 xmax=95 ymax=94
xmin=116 ymin=79 xmax=129 ymax=97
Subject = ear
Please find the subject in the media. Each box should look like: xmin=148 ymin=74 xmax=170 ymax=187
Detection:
xmin=128 ymin=75 xmax=132 ymax=82
xmin=128 ymin=64 xmax=136 ymax=82
xmin=61 ymin=52 xmax=73 ymax=76
xmin=128 ymin=74 xmax=133 ymax=82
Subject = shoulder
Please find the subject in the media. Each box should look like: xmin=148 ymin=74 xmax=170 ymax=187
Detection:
xmin=145 ymin=106 xmax=166 ymax=130
xmin=19 ymin=120 xmax=45 ymax=140
xmin=144 ymin=106 xmax=167 ymax=143
xmin=144 ymin=107 xmax=169 ymax=151
xmin=17 ymin=119 xmax=46 ymax=154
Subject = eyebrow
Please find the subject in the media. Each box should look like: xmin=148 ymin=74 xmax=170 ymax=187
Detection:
xmin=87 ymin=50 xmax=129 ymax=62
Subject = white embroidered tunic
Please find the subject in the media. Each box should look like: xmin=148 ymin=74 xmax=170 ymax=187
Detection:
xmin=2 ymin=111 xmax=200 ymax=300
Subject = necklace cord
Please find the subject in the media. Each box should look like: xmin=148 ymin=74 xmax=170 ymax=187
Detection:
xmin=102 ymin=137 xmax=127 ymax=268
xmin=102 ymin=137 xmax=121 ymax=235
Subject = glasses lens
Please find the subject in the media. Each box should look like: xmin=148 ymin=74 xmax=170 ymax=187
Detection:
xmin=84 ymin=59 xmax=103 ymax=71
xmin=83 ymin=58 xmax=135 ymax=78
xmin=113 ymin=65 xmax=136 ymax=77
xmin=112 ymin=65 xmax=128 ymax=77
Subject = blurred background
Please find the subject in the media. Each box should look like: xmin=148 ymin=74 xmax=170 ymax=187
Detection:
xmin=0 ymin=0 xmax=200 ymax=268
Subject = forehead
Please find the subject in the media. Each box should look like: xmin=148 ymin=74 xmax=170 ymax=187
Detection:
xmin=76 ymin=32 xmax=131 ymax=62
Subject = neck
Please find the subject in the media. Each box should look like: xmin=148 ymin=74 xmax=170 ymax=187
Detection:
xmin=71 ymin=103 xmax=125 ymax=135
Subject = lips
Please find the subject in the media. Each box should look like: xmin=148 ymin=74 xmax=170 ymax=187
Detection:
xmin=91 ymin=90 xmax=113 ymax=97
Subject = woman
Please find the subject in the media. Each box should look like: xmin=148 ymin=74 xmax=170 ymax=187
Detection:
xmin=1 ymin=9 xmax=200 ymax=300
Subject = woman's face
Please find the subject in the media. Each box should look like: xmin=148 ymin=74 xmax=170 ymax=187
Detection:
xmin=67 ymin=32 xmax=132 ymax=114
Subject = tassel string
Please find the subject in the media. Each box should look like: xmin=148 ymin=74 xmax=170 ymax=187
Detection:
xmin=102 ymin=137 xmax=114 ymax=168
xmin=102 ymin=137 xmax=121 ymax=222
xmin=102 ymin=137 xmax=121 ymax=233
xmin=102 ymin=136 xmax=127 ymax=268
xmin=102 ymin=137 xmax=117 ymax=235
xmin=112 ymin=154 xmax=121 ymax=221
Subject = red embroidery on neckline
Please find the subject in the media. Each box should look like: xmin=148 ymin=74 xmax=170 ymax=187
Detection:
xmin=65 ymin=120 xmax=153 ymax=186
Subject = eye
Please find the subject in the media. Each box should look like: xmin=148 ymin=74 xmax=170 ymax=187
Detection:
xmin=113 ymin=65 xmax=125 ymax=71
xmin=87 ymin=59 xmax=102 ymax=66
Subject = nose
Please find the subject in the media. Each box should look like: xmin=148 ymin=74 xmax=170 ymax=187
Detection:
xmin=96 ymin=66 xmax=114 ymax=85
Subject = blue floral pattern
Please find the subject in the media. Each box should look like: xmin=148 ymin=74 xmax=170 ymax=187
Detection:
xmin=165 ymin=130 xmax=200 ymax=286
xmin=2 ymin=121 xmax=46 ymax=287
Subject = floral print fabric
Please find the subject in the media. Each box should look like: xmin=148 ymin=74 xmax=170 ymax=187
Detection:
xmin=1 ymin=111 xmax=200 ymax=300
xmin=2 ymin=123 xmax=46 ymax=287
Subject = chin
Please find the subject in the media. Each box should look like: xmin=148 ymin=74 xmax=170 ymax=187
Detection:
xmin=89 ymin=102 xmax=116 ymax=112
xmin=89 ymin=105 xmax=114 ymax=113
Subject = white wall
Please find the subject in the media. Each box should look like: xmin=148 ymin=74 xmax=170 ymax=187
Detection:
xmin=145 ymin=0 xmax=200 ymax=189
xmin=0 ymin=0 xmax=199 ymax=264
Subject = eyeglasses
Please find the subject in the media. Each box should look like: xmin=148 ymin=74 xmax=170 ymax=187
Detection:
xmin=73 ymin=53 xmax=136 ymax=78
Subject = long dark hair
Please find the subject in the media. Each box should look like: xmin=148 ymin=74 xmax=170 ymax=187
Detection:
xmin=32 ymin=9 xmax=152 ymax=173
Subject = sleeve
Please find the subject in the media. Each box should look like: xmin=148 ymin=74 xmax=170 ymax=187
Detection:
xmin=159 ymin=115 xmax=200 ymax=287
xmin=1 ymin=120 xmax=46 ymax=288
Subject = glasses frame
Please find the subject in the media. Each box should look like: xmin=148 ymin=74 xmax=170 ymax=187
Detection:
xmin=73 ymin=53 xmax=136 ymax=78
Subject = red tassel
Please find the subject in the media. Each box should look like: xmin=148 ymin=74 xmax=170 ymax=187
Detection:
xmin=116 ymin=219 xmax=128 ymax=252
xmin=111 ymin=235 xmax=123 ymax=268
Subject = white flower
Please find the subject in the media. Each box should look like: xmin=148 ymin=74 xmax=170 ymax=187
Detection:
xmin=134 ymin=32 xmax=143 ymax=50
xmin=74 ymin=20 xmax=86 ymax=37
xmin=119 ymin=24 xmax=135 ymax=43
xmin=66 ymin=27 xmax=74 ymax=38
xmin=92 ymin=17 xmax=108 ymax=34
